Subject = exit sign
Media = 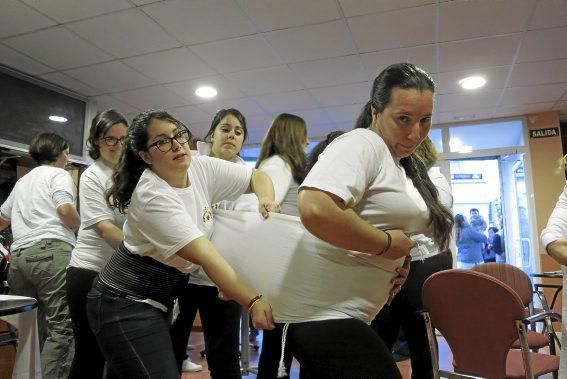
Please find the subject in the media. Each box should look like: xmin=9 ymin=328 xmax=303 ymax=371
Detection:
xmin=530 ymin=127 xmax=558 ymax=138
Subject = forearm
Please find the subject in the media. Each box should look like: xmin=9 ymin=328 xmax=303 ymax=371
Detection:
xmin=298 ymin=189 xmax=388 ymax=255
xmin=57 ymin=203 xmax=81 ymax=230
xmin=546 ymin=239 xmax=567 ymax=266
xmin=177 ymin=237 xmax=257 ymax=307
xmin=0 ymin=218 xmax=9 ymax=232
xmin=93 ymin=220 xmax=124 ymax=250
xmin=247 ymin=169 xmax=276 ymax=201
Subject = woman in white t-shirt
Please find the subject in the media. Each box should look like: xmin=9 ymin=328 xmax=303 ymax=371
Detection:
xmin=86 ymin=109 xmax=278 ymax=378
xmin=66 ymin=109 xmax=128 ymax=378
xmin=0 ymin=133 xmax=80 ymax=378
xmin=260 ymin=63 xmax=453 ymax=378
xmin=170 ymin=108 xmax=255 ymax=377
xmin=255 ymin=113 xmax=309 ymax=217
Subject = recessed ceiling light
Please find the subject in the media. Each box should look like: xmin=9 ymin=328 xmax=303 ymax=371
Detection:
xmin=458 ymin=76 xmax=486 ymax=90
xmin=49 ymin=115 xmax=68 ymax=122
xmin=195 ymin=86 xmax=218 ymax=99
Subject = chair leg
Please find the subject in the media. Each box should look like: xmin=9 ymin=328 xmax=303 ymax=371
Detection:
xmin=422 ymin=312 xmax=441 ymax=379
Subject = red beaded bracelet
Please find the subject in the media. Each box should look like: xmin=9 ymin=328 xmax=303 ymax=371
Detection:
xmin=247 ymin=294 xmax=263 ymax=312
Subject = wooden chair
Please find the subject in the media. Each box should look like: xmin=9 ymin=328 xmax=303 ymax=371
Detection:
xmin=422 ymin=269 xmax=560 ymax=378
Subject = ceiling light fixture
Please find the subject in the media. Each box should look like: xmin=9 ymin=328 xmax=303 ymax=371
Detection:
xmin=458 ymin=76 xmax=486 ymax=90
xmin=195 ymin=86 xmax=218 ymax=99
xmin=49 ymin=115 xmax=68 ymax=122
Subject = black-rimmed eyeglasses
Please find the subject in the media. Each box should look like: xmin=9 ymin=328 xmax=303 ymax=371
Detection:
xmin=100 ymin=136 xmax=126 ymax=146
xmin=147 ymin=128 xmax=191 ymax=152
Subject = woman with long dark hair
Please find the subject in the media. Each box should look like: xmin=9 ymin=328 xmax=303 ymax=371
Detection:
xmin=86 ymin=109 xmax=278 ymax=378
xmin=258 ymin=63 xmax=452 ymax=378
xmin=67 ymin=109 xmax=128 ymax=378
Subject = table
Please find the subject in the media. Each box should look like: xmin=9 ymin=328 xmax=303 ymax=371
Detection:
xmin=531 ymin=271 xmax=563 ymax=310
xmin=0 ymin=295 xmax=41 ymax=379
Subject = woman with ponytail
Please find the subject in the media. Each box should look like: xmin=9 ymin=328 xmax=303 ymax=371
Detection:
xmin=258 ymin=63 xmax=452 ymax=378
xmin=87 ymin=109 xmax=278 ymax=378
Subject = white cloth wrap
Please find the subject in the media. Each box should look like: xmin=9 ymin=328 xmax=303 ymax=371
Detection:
xmin=211 ymin=210 xmax=404 ymax=324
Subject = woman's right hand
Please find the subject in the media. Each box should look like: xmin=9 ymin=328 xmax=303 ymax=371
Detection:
xmin=250 ymin=299 xmax=276 ymax=330
xmin=381 ymin=229 xmax=415 ymax=260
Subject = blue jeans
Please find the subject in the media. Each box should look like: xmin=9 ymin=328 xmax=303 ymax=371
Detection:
xmin=86 ymin=288 xmax=178 ymax=379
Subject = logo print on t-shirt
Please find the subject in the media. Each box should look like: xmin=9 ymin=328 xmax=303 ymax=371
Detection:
xmin=202 ymin=205 xmax=213 ymax=223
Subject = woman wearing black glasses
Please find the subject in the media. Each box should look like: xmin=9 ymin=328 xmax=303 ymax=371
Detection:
xmin=67 ymin=109 xmax=128 ymax=378
xmin=86 ymin=109 xmax=277 ymax=378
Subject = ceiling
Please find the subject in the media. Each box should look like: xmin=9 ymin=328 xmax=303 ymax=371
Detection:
xmin=1 ymin=0 xmax=566 ymax=145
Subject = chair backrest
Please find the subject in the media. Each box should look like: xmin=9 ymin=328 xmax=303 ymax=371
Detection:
xmin=472 ymin=262 xmax=533 ymax=307
xmin=422 ymin=269 xmax=527 ymax=378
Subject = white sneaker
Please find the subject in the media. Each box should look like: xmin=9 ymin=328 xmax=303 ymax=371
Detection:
xmin=182 ymin=358 xmax=203 ymax=373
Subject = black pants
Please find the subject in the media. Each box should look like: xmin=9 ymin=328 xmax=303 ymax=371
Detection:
xmin=258 ymin=319 xmax=402 ymax=379
xmin=170 ymin=283 xmax=241 ymax=378
xmin=371 ymin=252 xmax=453 ymax=379
xmin=66 ymin=266 xmax=105 ymax=379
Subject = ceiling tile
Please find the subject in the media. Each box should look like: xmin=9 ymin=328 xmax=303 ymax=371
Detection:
xmin=290 ymin=55 xmax=368 ymax=89
xmin=4 ymin=26 xmax=112 ymax=70
xmin=0 ymin=0 xmax=56 ymax=39
xmin=254 ymin=90 xmax=318 ymax=113
xmin=243 ymin=114 xmax=274 ymax=142
xmin=517 ymin=27 xmax=567 ymax=63
xmin=289 ymin=108 xmax=333 ymax=128
xmin=191 ymin=35 xmax=280 ymax=73
xmin=439 ymin=35 xmax=521 ymax=73
xmin=439 ymin=0 xmax=536 ymax=42
xmin=509 ymin=59 xmax=567 ymax=87
xmin=123 ymin=47 xmax=216 ymax=84
xmin=553 ymin=101 xmax=567 ymax=118
xmin=0 ymin=43 xmax=52 ymax=74
xmin=68 ymin=9 xmax=180 ymax=58
xmin=500 ymin=83 xmax=567 ymax=107
xmin=112 ymin=85 xmax=188 ymax=110
xmin=324 ymin=103 xmax=365 ymax=123
xmin=264 ymin=20 xmax=356 ymax=63
xmin=339 ymin=0 xmax=435 ymax=17
xmin=238 ymin=0 xmax=340 ymax=32
xmin=494 ymin=102 xmax=556 ymax=118
xmin=196 ymin=97 xmax=266 ymax=117
xmin=165 ymin=76 xmax=243 ymax=104
xmin=40 ymin=72 xmax=102 ymax=97
xmin=93 ymin=94 xmax=141 ymax=115
xmin=348 ymin=5 xmax=436 ymax=52
xmin=436 ymin=90 xmax=501 ymax=113
xmin=360 ymin=45 xmax=436 ymax=79
xmin=307 ymin=122 xmax=341 ymax=138
xmin=309 ymin=82 xmax=370 ymax=107
xmin=226 ymin=65 xmax=303 ymax=95
xmin=142 ymin=0 xmax=256 ymax=45
xmin=435 ymin=108 xmax=494 ymax=124
xmin=65 ymin=61 xmax=156 ymax=92
xmin=530 ymin=0 xmax=567 ymax=30
xmin=436 ymin=66 xmax=511 ymax=95
xmin=21 ymin=0 xmax=132 ymax=23
xmin=168 ymin=105 xmax=212 ymax=124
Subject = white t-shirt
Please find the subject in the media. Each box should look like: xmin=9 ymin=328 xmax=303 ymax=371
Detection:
xmin=301 ymin=128 xmax=430 ymax=234
xmin=256 ymin=155 xmax=299 ymax=217
xmin=409 ymin=170 xmax=454 ymax=261
xmin=69 ymin=160 xmax=126 ymax=271
xmin=0 ymin=165 xmax=76 ymax=250
xmin=123 ymin=156 xmax=252 ymax=279
xmin=193 ymin=141 xmax=257 ymax=212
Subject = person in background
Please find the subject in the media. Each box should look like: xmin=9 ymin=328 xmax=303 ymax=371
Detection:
xmin=469 ymin=208 xmax=487 ymax=232
xmin=455 ymin=213 xmax=487 ymax=269
xmin=371 ymin=136 xmax=454 ymax=379
xmin=171 ymin=108 xmax=253 ymax=376
xmin=488 ymin=226 xmax=505 ymax=263
xmin=0 ymin=133 xmax=80 ymax=378
xmin=86 ymin=109 xmax=277 ymax=378
xmin=66 ymin=110 xmax=128 ymax=378
xmin=254 ymin=113 xmax=310 ymax=217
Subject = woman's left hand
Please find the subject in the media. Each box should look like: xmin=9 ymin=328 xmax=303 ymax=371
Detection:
xmin=258 ymin=197 xmax=281 ymax=219
xmin=387 ymin=255 xmax=411 ymax=305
